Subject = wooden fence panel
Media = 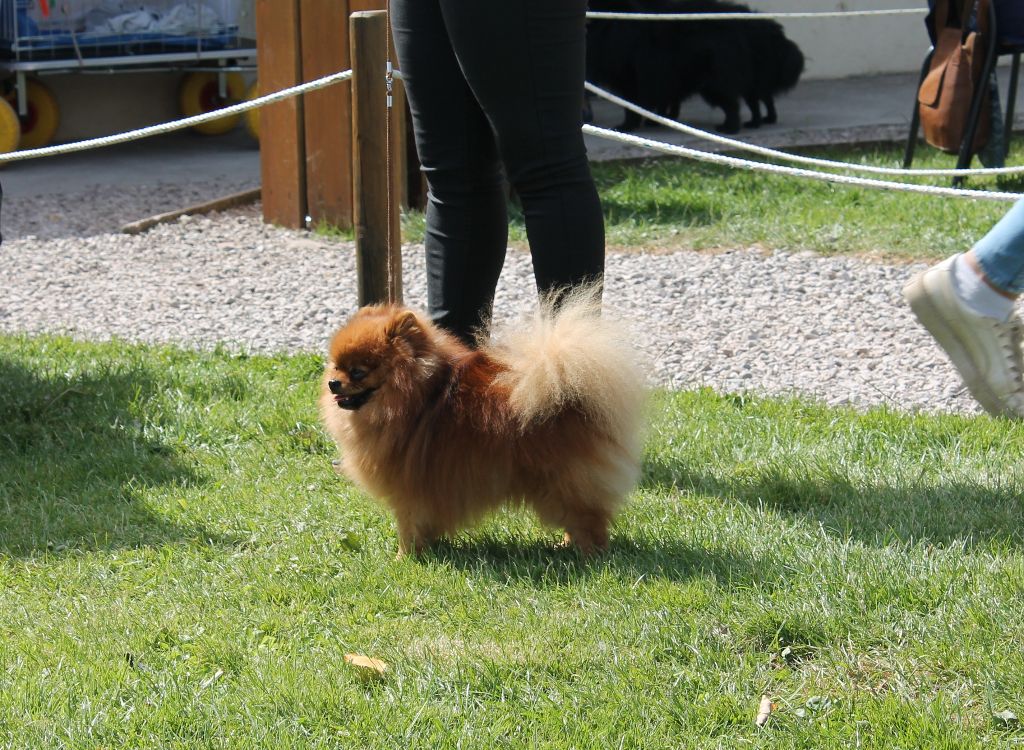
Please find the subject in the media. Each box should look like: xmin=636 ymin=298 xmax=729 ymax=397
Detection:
xmin=300 ymin=0 xmax=354 ymax=230
xmin=254 ymin=0 xmax=305 ymax=229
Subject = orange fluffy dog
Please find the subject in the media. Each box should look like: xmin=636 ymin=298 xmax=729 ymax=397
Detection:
xmin=319 ymin=288 xmax=646 ymax=557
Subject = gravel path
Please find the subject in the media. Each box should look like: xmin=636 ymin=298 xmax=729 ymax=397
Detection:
xmin=0 ymin=200 xmax=979 ymax=416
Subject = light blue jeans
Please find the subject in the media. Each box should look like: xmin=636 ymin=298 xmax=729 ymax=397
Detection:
xmin=974 ymin=199 xmax=1024 ymax=295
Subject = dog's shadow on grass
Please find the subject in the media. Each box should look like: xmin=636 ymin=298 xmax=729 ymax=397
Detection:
xmin=0 ymin=355 xmax=225 ymax=557
xmin=641 ymin=454 xmax=1024 ymax=549
xmin=419 ymin=534 xmax=764 ymax=586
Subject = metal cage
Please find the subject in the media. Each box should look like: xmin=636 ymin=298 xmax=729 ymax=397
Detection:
xmin=0 ymin=0 xmax=253 ymax=65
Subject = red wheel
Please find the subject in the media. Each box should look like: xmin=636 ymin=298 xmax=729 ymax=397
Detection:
xmin=4 ymin=79 xmax=59 ymax=149
xmin=178 ymin=72 xmax=245 ymax=135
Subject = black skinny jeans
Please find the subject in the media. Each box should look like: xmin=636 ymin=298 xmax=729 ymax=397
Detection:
xmin=390 ymin=0 xmax=605 ymax=343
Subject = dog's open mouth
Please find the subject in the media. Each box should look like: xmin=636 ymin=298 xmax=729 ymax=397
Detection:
xmin=334 ymin=389 xmax=375 ymax=410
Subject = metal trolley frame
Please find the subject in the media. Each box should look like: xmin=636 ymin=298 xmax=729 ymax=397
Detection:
xmin=0 ymin=0 xmax=255 ymax=117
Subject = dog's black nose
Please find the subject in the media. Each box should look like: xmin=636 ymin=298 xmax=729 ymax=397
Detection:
xmin=328 ymin=379 xmax=342 ymax=394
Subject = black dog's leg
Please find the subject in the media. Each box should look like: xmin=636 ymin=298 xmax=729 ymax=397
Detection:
xmin=617 ymin=108 xmax=643 ymax=132
xmin=715 ymin=99 xmax=742 ymax=134
xmin=700 ymin=89 xmax=742 ymax=135
xmin=763 ymin=95 xmax=778 ymax=125
xmin=614 ymin=80 xmax=645 ymax=131
xmin=743 ymin=94 xmax=762 ymax=128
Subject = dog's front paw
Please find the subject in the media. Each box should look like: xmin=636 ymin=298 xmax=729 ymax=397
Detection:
xmin=561 ymin=529 xmax=609 ymax=557
xmin=396 ymin=528 xmax=439 ymax=560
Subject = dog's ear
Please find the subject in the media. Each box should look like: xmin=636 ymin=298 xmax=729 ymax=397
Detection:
xmin=386 ymin=310 xmax=420 ymax=340
xmin=353 ymin=303 xmax=387 ymax=320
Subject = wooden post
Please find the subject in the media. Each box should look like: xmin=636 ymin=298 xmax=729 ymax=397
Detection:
xmin=349 ymin=0 xmax=409 ymax=209
xmin=300 ymin=0 xmax=354 ymax=230
xmin=351 ymin=10 xmax=401 ymax=305
xmin=255 ymin=0 xmax=306 ymax=228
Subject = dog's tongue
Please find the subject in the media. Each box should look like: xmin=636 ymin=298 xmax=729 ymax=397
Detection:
xmin=336 ymin=390 xmax=373 ymax=410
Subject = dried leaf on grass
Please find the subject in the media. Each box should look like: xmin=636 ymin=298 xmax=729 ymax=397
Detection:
xmin=755 ymin=695 xmax=775 ymax=727
xmin=344 ymin=653 xmax=389 ymax=680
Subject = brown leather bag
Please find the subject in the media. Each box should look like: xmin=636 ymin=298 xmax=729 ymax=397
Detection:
xmin=917 ymin=0 xmax=991 ymax=154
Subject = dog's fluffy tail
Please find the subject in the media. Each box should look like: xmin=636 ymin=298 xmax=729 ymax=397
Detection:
xmin=487 ymin=285 xmax=647 ymax=440
xmin=774 ymin=36 xmax=805 ymax=93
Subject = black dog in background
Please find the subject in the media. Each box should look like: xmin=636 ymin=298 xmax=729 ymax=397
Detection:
xmin=586 ymin=0 xmax=805 ymax=134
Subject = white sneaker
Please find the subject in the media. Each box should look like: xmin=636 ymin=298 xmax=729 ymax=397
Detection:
xmin=903 ymin=256 xmax=1024 ymax=418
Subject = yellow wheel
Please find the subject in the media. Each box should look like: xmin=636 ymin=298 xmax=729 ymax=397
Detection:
xmin=4 ymin=79 xmax=59 ymax=150
xmin=243 ymin=79 xmax=259 ymax=140
xmin=0 ymin=97 xmax=21 ymax=156
xmin=178 ymin=71 xmax=245 ymax=135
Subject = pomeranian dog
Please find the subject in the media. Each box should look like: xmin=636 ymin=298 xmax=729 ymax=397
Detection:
xmin=319 ymin=287 xmax=647 ymax=557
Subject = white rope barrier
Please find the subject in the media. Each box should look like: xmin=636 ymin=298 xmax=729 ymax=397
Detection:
xmin=4 ymin=64 xmax=1018 ymax=203
xmin=583 ymin=123 xmax=1023 ymax=202
xmin=586 ymin=82 xmax=1024 ymax=178
xmin=586 ymin=9 xmax=925 ymax=20
xmin=0 ymin=69 xmax=354 ymax=164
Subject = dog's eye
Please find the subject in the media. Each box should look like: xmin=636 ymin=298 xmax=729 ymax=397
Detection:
xmin=349 ymin=367 xmax=368 ymax=382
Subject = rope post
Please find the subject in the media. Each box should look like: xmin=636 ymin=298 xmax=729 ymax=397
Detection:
xmin=351 ymin=9 xmax=402 ymax=306
xmin=350 ymin=7 xmax=401 ymax=305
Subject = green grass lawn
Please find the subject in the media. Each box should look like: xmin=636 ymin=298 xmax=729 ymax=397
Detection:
xmin=3 ymin=334 xmax=1024 ymax=748
xmin=391 ymin=141 xmax=1024 ymax=260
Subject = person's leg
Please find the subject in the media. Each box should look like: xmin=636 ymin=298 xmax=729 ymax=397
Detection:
xmin=971 ymin=199 xmax=1024 ymax=295
xmin=903 ymin=199 xmax=1024 ymax=417
xmin=439 ymin=0 xmax=605 ymax=299
xmin=390 ymin=0 xmax=508 ymax=344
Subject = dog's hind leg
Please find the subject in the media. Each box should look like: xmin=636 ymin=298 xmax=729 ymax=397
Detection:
xmin=743 ymin=93 xmax=762 ymax=128
xmin=561 ymin=508 xmax=612 ymax=556
xmin=762 ymin=95 xmax=777 ymax=124
xmin=532 ymin=492 xmax=614 ymax=556
xmin=716 ymin=99 xmax=742 ymax=134
xmin=394 ymin=507 xmax=443 ymax=559
xmin=701 ymin=90 xmax=742 ymax=134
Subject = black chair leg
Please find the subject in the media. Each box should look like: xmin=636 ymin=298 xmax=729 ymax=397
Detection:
xmin=1004 ymin=51 xmax=1021 ymax=160
xmin=953 ymin=0 xmax=1000 ymax=187
xmin=904 ymin=49 xmax=935 ymax=169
